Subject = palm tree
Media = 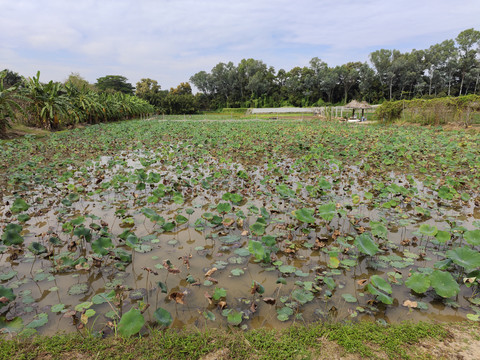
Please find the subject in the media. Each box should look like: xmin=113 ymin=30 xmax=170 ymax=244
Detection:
xmin=0 ymin=71 xmax=29 ymax=138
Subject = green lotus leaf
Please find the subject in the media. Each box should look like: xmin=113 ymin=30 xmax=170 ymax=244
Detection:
xmin=213 ymin=287 xmax=227 ymax=301
xmin=217 ymin=202 xmax=232 ymax=214
xmin=248 ymin=240 xmax=266 ymax=261
xmin=27 ymin=242 xmax=47 ymax=255
xmin=464 ymin=230 xmax=480 ymax=246
xmin=278 ymin=265 xmax=297 ymax=274
xmin=446 ymin=246 xmax=480 ymax=270
xmin=227 ymin=311 xmax=242 ymax=326
xmin=203 ymin=311 xmax=215 ymax=321
xmin=370 ymin=275 xmax=392 ymax=294
xmin=277 ymin=307 xmax=294 ymax=321
xmin=26 ymin=313 xmax=48 ymax=329
xmin=0 ymin=316 xmax=23 ymax=333
xmin=370 ymin=221 xmax=388 ymax=239
xmin=367 ymin=284 xmax=393 ymax=304
xmin=435 ymin=231 xmax=451 ymax=244
xmin=250 ymin=222 xmax=266 ymax=236
xmin=67 ymin=283 xmax=89 ymax=296
xmin=291 ymin=289 xmax=314 ymax=304
xmin=1 ymin=225 xmax=24 ymax=246
xmin=419 ymin=224 xmax=438 ymax=237
xmin=276 ymin=184 xmax=295 ymax=198
xmin=117 ymin=308 xmax=145 ymax=337
xmin=175 ymin=215 xmax=188 ymax=225
xmin=354 ymin=233 xmax=379 ymax=256
xmin=405 ymin=272 xmax=431 ymax=294
xmin=0 ymin=286 xmax=16 ymax=308
xmin=92 ymin=237 xmax=114 ymax=256
xmin=317 ymin=203 xmax=337 ymax=222
xmin=11 ymin=198 xmax=29 ymax=214
xmin=154 ymin=307 xmax=173 ymax=328
xmin=293 ymin=208 xmax=315 ymax=223
xmin=429 ymin=270 xmax=460 ymax=298
xmin=342 ymin=294 xmax=358 ymax=303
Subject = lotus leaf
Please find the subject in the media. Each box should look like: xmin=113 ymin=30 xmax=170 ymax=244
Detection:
xmin=154 ymin=307 xmax=173 ymax=327
xmin=429 ymin=270 xmax=460 ymax=298
xmin=317 ymin=203 xmax=337 ymax=222
xmin=11 ymin=198 xmax=29 ymax=214
xmin=354 ymin=233 xmax=379 ymax=256
xmin=117 ymin=308 xmax=145 ymax=337
xmin=293 ymin=208 xmax=315 ymax=223
xmin=464 ymin=230 xmax=480 ymax=246
xmin=227 ymin=311 xmax=242 ymax=326
xmin=446 ymin=246 xmax=480 ymax=270
xmin=405 ymin=272 xmax=431 ymax=294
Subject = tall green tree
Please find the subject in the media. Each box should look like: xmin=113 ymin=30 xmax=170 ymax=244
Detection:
xmin=1 ymin=69 xmax=22 ymax=89
xmin=456 ymin=28 xmax=480 ymax=95
xmin=136 ymin=78 xmax=165 ymax=107
xmin=95 ymin=75 xmax=134 ymax=95
xmin=337 ymin=62 xmax=363 ymax=103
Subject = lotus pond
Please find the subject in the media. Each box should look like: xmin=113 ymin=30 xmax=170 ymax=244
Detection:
xmin=0 ymin=118 xmax=480 ymax=337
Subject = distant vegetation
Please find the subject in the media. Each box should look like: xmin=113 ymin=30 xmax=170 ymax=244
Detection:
xmin=0 ymin=71 xmax=154 ymax=138
xmin=1 ymin=28 xmax=480 ymax=136
xmin=190 ymin=28 xmax=480 ymax=109
xmin=377 ymin=94 xmax=480 ymax=126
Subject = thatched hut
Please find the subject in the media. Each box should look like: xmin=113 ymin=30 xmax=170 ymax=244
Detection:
xmin=344 ymin=100 xmax=372 ymax=118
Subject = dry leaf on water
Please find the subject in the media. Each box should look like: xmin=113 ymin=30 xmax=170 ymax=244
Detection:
xmin=222 ymin=218 xmax=235 ymax=227
xmin=357 ymin=279 xmax=368 ymax=286
xmin=218 ymin=301 xmax=227 ymax=309
xmin=204 ymin=291 xmax=213 ymax=305
xmin=263 ymin=297 xmax=276 ymax=305
xmin=169 ymin=291 xmax=186 ymax=304
xmin=403 ymin=300 xmax=418 ymax=308
xmin=205 ymin=267 xmax=217 ymax=277
xmin=163 ymin=260 xmax=180 ymax=274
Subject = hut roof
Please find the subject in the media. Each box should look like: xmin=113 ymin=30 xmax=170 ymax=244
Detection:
xmin=344 ymin=100 xmax=372 ymax=109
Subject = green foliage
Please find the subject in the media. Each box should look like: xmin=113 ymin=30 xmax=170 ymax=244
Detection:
xmin=95 ymin=75 xmax=134 ymax=95
xmin=0 ymin=322 xmax=449 ymax=360
xmin=354 ymin=233 xmax=379 ymax=256
xmin=429 ymin=270 xmax=459 ymax=298
xmin=117 ymin=307 xmax=145 ymax=337
xmin=376 ymin=95 xmax=480 ymax=125
xmin=0 ymin=70 xmax=29 ymax=137
xmin=220 ymin=108 xmax=248 ymax=114
xmin=153 ymin=307 xmax=173 ymax=328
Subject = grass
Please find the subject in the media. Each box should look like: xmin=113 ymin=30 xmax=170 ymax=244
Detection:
xmin=0 ymin=321 xmax=449 ymax=360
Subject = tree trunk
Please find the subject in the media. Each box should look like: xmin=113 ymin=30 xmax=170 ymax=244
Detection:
xmin=459 ymin=72 xmax=465 ymax=96
xmin=389 ymin=78 xmax=393 ymax=100
xmin=429 ymin=72 xmax=433 ymax=95
xmin=474 ymin=73 xmax=479 ymax=94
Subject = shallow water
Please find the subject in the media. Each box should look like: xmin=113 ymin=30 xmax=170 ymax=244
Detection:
xmin=1 ymin=122 xmax=480 ymax=335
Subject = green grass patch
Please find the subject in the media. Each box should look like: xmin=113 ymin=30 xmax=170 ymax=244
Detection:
xmin=0 ymin=321 xmax=448 ymax=360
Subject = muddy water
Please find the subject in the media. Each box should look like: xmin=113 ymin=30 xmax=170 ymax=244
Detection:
xmin=0 ymin=146 xmax=479 ymax=335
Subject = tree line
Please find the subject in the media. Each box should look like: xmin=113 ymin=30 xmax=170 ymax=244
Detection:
xmin=189 ymin=28 xmax=480 ymax=109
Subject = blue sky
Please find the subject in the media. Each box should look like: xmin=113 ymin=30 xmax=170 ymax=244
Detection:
xmin=1 ymin=0 xmax=479 ymax=90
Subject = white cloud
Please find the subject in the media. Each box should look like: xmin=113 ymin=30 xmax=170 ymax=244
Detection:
xmin=1 ymin=0 xmax=479 ymax=88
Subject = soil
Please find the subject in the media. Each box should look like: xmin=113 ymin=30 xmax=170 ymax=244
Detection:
xmin=418 ymin=324 xmax=480 ymax=360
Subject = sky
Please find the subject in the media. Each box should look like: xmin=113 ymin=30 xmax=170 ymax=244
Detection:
xmin=1 ymin=0 xmax=480 ymax=90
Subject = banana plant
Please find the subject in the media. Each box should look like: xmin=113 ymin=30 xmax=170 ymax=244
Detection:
xmin=0 ymin=71 xmax=29 ymax=137
xmin=24 ymin=71 xmax=77 ymax=129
